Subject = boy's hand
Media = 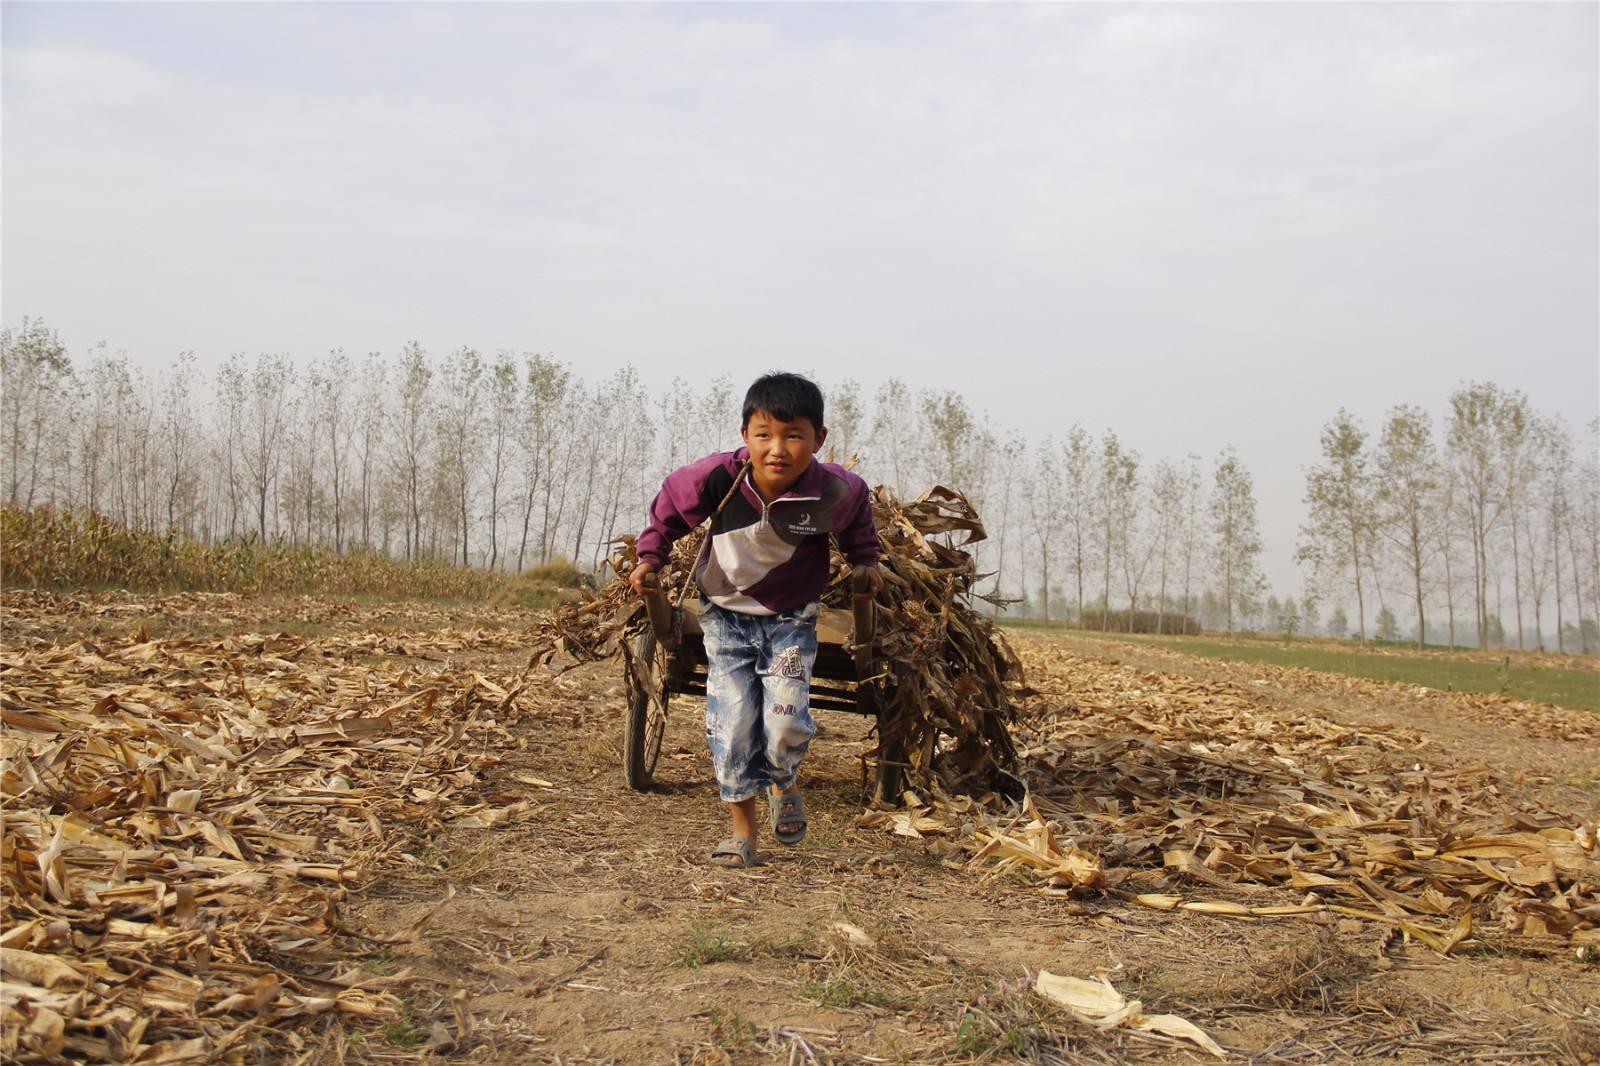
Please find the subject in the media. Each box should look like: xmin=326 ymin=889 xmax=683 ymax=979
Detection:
xmin=852 ymin=562 xmax=883 ymax=598
xmin=629 ymin=562 xmax=658 ymax=598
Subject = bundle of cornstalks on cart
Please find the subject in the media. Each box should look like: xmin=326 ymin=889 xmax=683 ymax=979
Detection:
xmin=526 ymin=484 xmax=1021 ymax=796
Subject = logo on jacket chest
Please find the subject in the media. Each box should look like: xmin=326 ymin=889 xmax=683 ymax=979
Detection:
xmin=785 ymin=512 xmax=818 ymax=537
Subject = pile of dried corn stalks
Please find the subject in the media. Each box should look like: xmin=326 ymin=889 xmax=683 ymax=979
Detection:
xmin=526 ymin=484 xmax=1021 ymax=793
xmin=859 ymin=643 xmax=1599 ymax=952
xmin=1 ymin=611 xmax=540 ymax=1062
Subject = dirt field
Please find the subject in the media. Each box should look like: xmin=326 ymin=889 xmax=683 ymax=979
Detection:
xmin=3 ymin=592 xmax=1597 ymax=1063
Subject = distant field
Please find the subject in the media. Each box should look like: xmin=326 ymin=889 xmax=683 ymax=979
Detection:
xmin=1000 ymin=621 xmax=1600 ymax=712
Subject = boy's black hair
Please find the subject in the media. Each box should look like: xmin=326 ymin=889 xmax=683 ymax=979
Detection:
xmin=742 ymin=372 xmax=824 ymax=429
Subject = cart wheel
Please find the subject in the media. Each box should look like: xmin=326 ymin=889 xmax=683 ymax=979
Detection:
xmin=624 ymin=629 xmax=668 ymax=791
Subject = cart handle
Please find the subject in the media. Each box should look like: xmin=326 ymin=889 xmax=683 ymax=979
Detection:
xmin=638 ymin=571 xmax=679 ymax=651
xmin=851 ymin=568 xmax=876 ymax=672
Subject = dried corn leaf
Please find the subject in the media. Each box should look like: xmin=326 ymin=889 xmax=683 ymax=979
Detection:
xmin=1034 ymin=970 xmax=1226 ymax=1058
xmin=1 ymin=592 xmax=554 ymax=1061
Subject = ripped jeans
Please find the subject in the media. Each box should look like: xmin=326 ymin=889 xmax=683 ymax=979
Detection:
xmin=698 ymin=599 xmax=820 ymax=803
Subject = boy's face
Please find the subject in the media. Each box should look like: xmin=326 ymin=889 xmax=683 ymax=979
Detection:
xmin=741 ymin=409 xmax=827 ymax=499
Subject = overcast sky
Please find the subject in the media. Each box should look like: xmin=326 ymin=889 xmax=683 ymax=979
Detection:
xmin=4 ymin=2 xmax=1597 ymax=596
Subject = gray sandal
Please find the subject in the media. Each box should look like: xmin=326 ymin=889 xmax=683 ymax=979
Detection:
xmin=710 ymin=837 xmax=758 ymax=868
xmin=771 ymin=789 xmax=808 ymax=845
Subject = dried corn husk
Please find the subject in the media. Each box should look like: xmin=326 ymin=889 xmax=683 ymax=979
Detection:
xmin=0 ymin=607 xmax=548 ymax=1061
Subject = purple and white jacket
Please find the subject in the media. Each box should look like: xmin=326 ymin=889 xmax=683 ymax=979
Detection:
xmin=636 ymin=448 xmax=881 ymax=616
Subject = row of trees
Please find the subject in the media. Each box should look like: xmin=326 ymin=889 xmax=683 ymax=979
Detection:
xmin=4 ymin=318 xmax=1596 ymax=651
xmin=1298 ymin=387 xmax=1599 ymax=653
xmin=4 ymin=320 xmax=658 ymax=574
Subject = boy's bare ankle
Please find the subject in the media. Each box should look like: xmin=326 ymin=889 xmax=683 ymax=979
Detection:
xmin=727 ymin=796 xmax=759 ymax=842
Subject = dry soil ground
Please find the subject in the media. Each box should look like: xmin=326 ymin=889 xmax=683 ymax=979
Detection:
xmin=339 ymin=620 xmax=1598 ymax=1064
xmin=4 ymin=594 xmax=1597 ymax=1064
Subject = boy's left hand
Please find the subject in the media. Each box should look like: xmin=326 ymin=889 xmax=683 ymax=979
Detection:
xmin=852 ymin=562 xmax=883 ymax=597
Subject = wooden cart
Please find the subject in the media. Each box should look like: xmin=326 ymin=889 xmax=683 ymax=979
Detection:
xmin=623 ymin=571 xmax=904 ymax=804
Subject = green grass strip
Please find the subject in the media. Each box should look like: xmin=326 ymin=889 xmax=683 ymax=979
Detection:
xmin=1002 ymin=623 xmax=1600 ymax=712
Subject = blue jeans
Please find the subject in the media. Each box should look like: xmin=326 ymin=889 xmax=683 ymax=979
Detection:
xmin=698 ymin=599 xmax=820 ymax=803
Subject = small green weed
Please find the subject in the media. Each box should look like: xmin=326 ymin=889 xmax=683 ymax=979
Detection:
xmin=947 ymin=981 xmax=1068 ymax=1060
xmin=760 ymin=930 xmax=816 ymax=958
xmin=674 ymin=922 xmax=752 ymax=968
xmin=365 ymin=949 xmax=400 ymax=976
xmin=800 ymin=978 xmax=897 ymax=1010
xmin=952 ymin=1012 xmax=1027 ymax=1056
xmin=384 ymin=1017 xmax=429 ymax=1048
xmin=704 ymin=1007 xmax=760 ymax=1052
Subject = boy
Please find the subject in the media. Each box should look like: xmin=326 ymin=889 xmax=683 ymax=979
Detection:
xmin=630 ymin=373 xmax=882 ymax=868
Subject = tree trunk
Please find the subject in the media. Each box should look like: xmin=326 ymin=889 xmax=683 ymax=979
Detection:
xmin=1410 ymin=519 xmax=1426 ymax=650
xmin=1553 ymin=513 xmax=1565 ymax=653
xmin=1443 ymin=539 xmax=1456 ymax=649
xmin=1510 ymin=511 xmax=1525 ymax=650
xmin=1040 ymin=545 xmax=1050 ymax=623
xmin=1569 ymin=515 xmax=1587 ymax=654
xmin=1100 ymin=523 xmax=1111 ymax=631
xmin=1351 ymin=525 xmax=1367 ymax=645
xmin=1074 ymin=527 xmax=1085 ymax=622
xmin=1157 ymin=552 xmax=1169 ymax=636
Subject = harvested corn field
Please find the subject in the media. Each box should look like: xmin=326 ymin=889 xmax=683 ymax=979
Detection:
xmin=3 ymin=588 xmax=1597 ymax=1063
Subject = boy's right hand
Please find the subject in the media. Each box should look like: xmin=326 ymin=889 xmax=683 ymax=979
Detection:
xmin=629 ymin=562 xmax=658 ymax=598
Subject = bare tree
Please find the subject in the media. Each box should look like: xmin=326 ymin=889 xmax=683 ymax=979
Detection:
xmin=1209 ymin=447 xmax=1264 ymax=634
xmin=825 ymin=379 xmax=866 ymax=463
xmin=1374 ymin=405 xmax=1439 ymax=649
xmin=1497 ymin=394 xmax=1536 ymax=649
xmin=241 ymin=354 xmax=294 ymax=540
xmin=1447 ymin=383 xmax=1523 ymax=649
xmin=391 ymin=343 xmax=433 ymax=559
xmin=1151 ymin=460 xmax=1185 ymax=633
xmin=280 ymin=380 xmax=318 ymax=545
xmin=158 ymin=352 xmax=202 ymax=535
xmin=987 ymin=432 xmax=1026 ymax=611
xmin=922 ymin=389 xmax=977 ymax=489
xmin=661 ymin=377 xmax=697 ymax=471
xmin=1107 ymin=441 xmax=1149 ymax=631
xmin=1583 ymin=420 xmax=1600 ymax=648
xmin=697 ymin=375 xmax=738 ymax=457
xmin=308 ymin=350 xmax=353 ymax=551
xmin=1433 ymin=465 xmax=1463 ymax=648
xmin=1060 ymin=426 xmax=1096 ymax=622
xmin=435 ymin=347 xmax=486 ymax=566
xmin=78 ymin=348 xmax=126 ymax=519
xmin=513 ymin=354 xmax=574 ymax=569
xmin=1179 ymin=454 xmax=1204 ymax=623
xmin=593 ymin=367 xmax=651 ymax=570
xmin=1298 ymin=410 xmax=1375 ymax=643
xmin=353 ymin=354 xmax=388 ymax=550
xmin=1022 ymin=438 xmax=1062 ymax=621
xmin=212 ymin=356 xmax=249 ymax=539
xmin=479 ymin=354 xmax=519 ymax=571
xmin=1 ymin=318 xmax=73 ymax=510
xmin=83 ymin=351 xmax=142 ymax=527
xmin=1097 ymin=432 xmax=1134 ymax=628
xmin=1531 ymin=417 xmax=1579 ymax=653
xmin=870 ymin=378 xmax=916 ymax=493
xmin=567 ymin=386 xmax=604 ymax=568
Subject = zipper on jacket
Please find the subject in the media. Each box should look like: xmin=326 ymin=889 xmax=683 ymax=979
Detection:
xmin=741 ymin=471 xmax=819 ymax=531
